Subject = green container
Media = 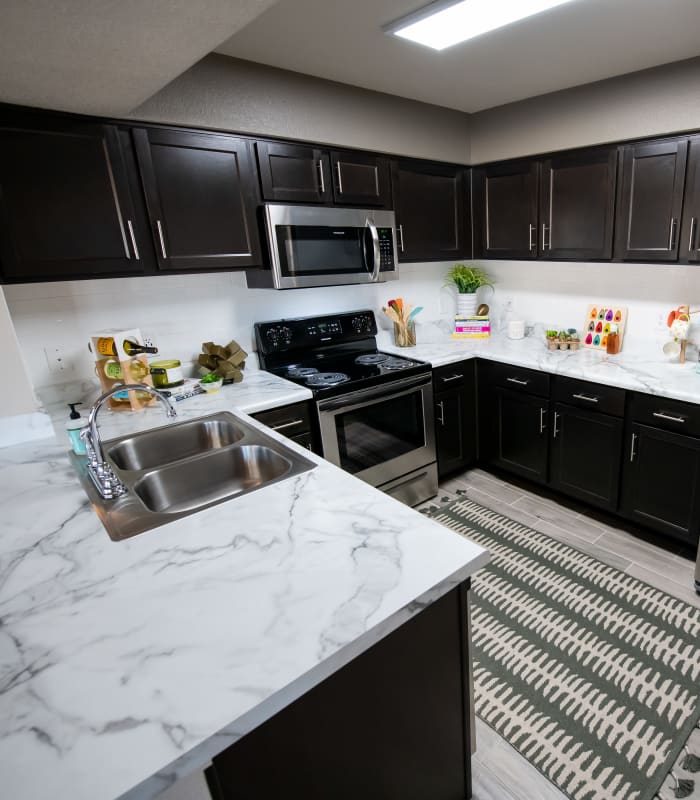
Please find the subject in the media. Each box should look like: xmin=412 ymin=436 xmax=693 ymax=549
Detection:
xmin=150 ymin=359 xmax=184 ymax=389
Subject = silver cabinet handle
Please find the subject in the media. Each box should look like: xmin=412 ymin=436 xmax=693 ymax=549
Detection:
xmin=572 ymin=393 xmax=599 ymax=403
xmin=689 ymin=217 xmax=697 ymax=252
xmin=156 ymin=219 xmax=167 ymax=259
xmin=336 ymin=162 xmax=343 ymax=194
xmin=270 ymin=419 xmax=305 ymax=432
xmin=669 ymin=217 xmax=678 ymax=250
xmin=652 ymin=411 xmax=686 ymax=423
xmin=436 ymin=400 xmax=445 ymax=426
xmin=553 ymin=411 xmax=560 ymax=438
xmin=542 ymin=223 xmax=551 ymax=250
xmin=630 ymin=432 xmax=638 ymax=462
xmin=397 ymin=224 xmax=405 ymax=253
xmin=529 ymin=224 xmax=535 ymax=251
xmin=317 ymin=160 xmax=325 ymax=194
xmin=507 ymin=377 xmax=529 ymax=386
xmin=126 ymin=219 xmax=140 ymax=260
xmin=441 ymin=373 xmax=464 ymax=383
xmin=539 ymin=407 xmax=547 ymax=434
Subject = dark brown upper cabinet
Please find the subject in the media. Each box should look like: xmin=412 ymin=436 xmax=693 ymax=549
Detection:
xmin=539 ymin=147 xmax=618 ymax=260
xmin=614 ymin=138 xmax=688 ymax=262
xmin=391 ymin=160 xmax=470 ymax=262
xmin=0 ymin=118 xmax=147 ymax=281
xmin=256 ymin=141 xmax=331 ymax=204
xmin=330 ymin=150 xmax=391 ymax=207
xmin=680 ymin=136 xmax=700 ymax=263
xmin=473 ymin=160 xmax=538 ymax=259
xmin=133 ymin=128 xmax=260 ymax=272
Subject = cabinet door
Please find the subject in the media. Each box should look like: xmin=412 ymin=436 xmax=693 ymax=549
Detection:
xmin=473 ymin=160 xmax=538 ymax=259
xmin=434 ymin=363 xmax=476 ymax=478
xmin=391 ymin=160 xmax=470 ymax=262
xmin=679 ymin=136 xmax=700 ymax=263
xmin=539 ymin=148 xmax=617 ymax=260
xmin=330 ymin=151 xmax=391 ymax=207
xmin=620 ymin=423 xmax=700 ymax=546
xmin=0 ymin=121 xmax=144 ymax=280
xmin=550 ymin=403 xmax=623 ymax=511
xmin=484 ymin=387 xmax=549 ymax=483
xmin=133 ymin=128 xmax=261 ymax=271
xmin=614 ymin=139 xmax=688 ymax=261
xmin=256 ymin=141 xmax=331 ymax=203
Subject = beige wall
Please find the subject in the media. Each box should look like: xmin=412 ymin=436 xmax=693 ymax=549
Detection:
xmin=0 ymin=287 xmax=38 ymax=417
xmin=131 ymin=54 xmax=472 ymax=164
xmin=470 ymin=56 xmax=700 ymax=164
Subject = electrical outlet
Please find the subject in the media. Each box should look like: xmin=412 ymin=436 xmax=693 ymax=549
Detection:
xmin=44 ymin=345 xmax=69 ymax=373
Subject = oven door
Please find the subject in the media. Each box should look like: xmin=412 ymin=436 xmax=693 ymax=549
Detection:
xmin=264 ymin=204 xmax=398 ymax=289
xmin=317 ymin=374 xmax=436 ymax=489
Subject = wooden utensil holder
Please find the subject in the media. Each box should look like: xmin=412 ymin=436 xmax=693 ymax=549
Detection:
xmin=90 ymin=328 xmax=156 ymax=412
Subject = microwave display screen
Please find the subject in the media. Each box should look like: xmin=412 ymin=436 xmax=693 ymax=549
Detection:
xmin=277 ymin=225 xmax=368 ymax=276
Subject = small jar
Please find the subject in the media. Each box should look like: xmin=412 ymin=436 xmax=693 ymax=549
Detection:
xmin=606 ymin=324 xmax=620 ymax=355
xmin=150 ymin=358 xmax=184 ymax=388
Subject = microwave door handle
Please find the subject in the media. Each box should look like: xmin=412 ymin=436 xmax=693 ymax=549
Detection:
xmin=366 ymin=219 xmax=381 ymax=282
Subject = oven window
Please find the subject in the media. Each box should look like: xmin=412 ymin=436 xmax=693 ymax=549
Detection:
xmin=335 ymin=392 xmax=425 ymax=474
xmin=277 ymin=225 xmax=368 ymax=276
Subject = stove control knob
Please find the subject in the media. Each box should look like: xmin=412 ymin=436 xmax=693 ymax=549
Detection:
xmin=266 ymin=328 xmax=279 ymax=348
xmin=279 ymin=326 xmax=292 ymax=346
xmin=351 ymin=316 xmax=364 ymax=334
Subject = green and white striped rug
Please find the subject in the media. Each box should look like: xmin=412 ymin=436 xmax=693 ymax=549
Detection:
xmin=427 ymin=497 xmax=700 ymax=800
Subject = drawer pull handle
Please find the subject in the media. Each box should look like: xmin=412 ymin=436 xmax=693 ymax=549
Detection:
xmin=270 ymin=419 xmax=305 ymax=431
xmin=552 ymin=411 xmax=560 ymax=439
xmin=539 ymin=407 xmax=547 ymax=435
xmin=507 ymin=377 xmax=529 ymax=386
xmin=630 ymin=432 xmax=638 ymax=462
xmin=572 ymin=393 xmax=599 ymax=403
xmin=652 ymin=411 xmax=686 ymax=424
xmin=436 ymin=400 xmax=445 ymax=426
xmin=441 ymin=373 xmax=465 ymax=383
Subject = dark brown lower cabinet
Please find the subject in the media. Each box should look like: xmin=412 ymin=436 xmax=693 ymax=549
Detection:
xmin=206 ymin=582 xmax=474 ymax=800
xmin=549 ymin=402 xmax=623 ymax=512
xmin=620 ymin=423 xmax=700 ymax=546
xmin=434 ymin=361 xmax=476 ymax=478
xmin=251 ymin=401 xmax=320 ymax=455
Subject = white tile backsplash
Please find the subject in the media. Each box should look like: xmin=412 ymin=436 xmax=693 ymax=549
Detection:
xmin=5 ymin=258 xmax=700 ymax=394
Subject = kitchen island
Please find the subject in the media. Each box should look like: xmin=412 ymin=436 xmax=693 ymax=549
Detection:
xmin=0 ymin=370 xmax=489 ymax=800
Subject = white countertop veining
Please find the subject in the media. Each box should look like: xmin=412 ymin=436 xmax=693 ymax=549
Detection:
xmin=382 ymin=331 xmax=700 ymax=404
xmin=0 ymin=369 xmax=488 ymax=800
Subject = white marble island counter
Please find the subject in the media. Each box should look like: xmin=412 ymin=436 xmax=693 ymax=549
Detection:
xmin=0 ymin=370 xmax=489 ymax=800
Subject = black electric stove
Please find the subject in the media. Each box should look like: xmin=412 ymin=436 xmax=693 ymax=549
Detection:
xmin=254 ymin=310 xmax=431 ymax=399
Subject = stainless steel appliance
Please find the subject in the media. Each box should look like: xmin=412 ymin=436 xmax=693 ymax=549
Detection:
xmin=695 ymin=542 xmax=700 ymax=595
xmin=255 ymin=310 xmax=437 ymax=506
xmin=246 ymin=205 xmax=399 ymax=289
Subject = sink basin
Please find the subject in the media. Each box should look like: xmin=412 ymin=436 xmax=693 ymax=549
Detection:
xmin=71 ymin=411 xmax=316 ymax=541
xmin=134 ymin=445 xmax=292 ymax=514
xmin=107 ymin=417 xmax=245 ymax=471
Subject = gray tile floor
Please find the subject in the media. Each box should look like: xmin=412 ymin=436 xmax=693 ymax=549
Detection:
xmin=418 ymin=467 xmax=700 ymax=800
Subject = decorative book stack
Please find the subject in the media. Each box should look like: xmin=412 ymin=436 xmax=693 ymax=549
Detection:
xmin=452 ymin=315 xmax=490 ymax=339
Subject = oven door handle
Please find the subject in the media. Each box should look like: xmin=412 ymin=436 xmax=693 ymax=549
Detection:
xmin=366 ymin=219 xmax=381 ymax=282
xmin=317 ymin=374 xmax=431 ymax=412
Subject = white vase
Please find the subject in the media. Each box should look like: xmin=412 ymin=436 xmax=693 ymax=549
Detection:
xmin=457 ymin=293 xmax=478 ymax=317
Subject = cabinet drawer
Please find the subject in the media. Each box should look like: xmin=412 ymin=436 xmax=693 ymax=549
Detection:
xmin=629 ymin=393 xmax=700 ymax=437
xmin=553 ymin=376 xmax=625 ymax=417
xmin=481 ymin=361 xmax=549 ymax=398
xmin=433 ymin=360 xmax=473 ymax=393
xmin=252 ymin=402 xmax=313 ymax=436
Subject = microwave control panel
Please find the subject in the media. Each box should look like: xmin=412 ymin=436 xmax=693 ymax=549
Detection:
xmin=377 ymin=228 xmax=395 ymax=271
xmin=255 ymin=311 xmax=378 ymax=355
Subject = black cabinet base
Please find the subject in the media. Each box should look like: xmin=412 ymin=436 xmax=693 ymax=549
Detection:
xmin=207 ymin=582 xmax=473 ymax=800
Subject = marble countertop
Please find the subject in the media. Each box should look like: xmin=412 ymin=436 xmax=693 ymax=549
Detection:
xmin=0 ymin=369 xmax=489 ymax=800
xmin=381 ymin=330 xmax=700 ymax=404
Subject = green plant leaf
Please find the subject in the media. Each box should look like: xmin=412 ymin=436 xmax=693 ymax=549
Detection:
xmin=445 ymin=263 xmax=494 ymax=294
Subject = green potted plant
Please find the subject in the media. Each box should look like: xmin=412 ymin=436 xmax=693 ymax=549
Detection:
xmin=546 ymin=329 xmax=558 ymax=351
xmin=446 ymin=264 xmax=494 ymax=316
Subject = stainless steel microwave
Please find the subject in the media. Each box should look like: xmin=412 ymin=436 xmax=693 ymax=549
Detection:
xmin=245 ymin=204 xmax=399 ymax=289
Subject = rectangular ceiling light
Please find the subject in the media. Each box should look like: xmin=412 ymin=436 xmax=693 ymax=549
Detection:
xmin=386 ymin=0 xmax=577 ymax=51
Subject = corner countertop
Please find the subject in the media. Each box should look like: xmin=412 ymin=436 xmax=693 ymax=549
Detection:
xmin=382 ymin=330 xmax=700 ymax=405
xmin=0 ymin=368 xmax=489 ymax=800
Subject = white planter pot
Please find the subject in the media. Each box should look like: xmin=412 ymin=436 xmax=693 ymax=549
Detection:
xmin=457 ymin=293 xmax=478 ymax=317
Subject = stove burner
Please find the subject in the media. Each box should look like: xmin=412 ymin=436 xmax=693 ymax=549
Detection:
xmin=382 ymin=357 xmax=413 ymax=370
xmin=287 ymin=366 xmax=319 ymax=378
xmin=355 ymin=353 xmax=389 ymax=365
xmin=306 ymin=372 xmax=350 ymax=387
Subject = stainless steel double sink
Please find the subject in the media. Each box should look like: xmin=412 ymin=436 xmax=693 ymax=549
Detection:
xmin=71 ymin=411 xmax=316 ymax=541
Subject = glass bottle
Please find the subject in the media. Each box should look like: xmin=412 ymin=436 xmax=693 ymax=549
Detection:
xmin=96 ymin=337 xmax=158 ymax=357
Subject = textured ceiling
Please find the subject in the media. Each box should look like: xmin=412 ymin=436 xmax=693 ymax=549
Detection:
xmin=0 ymin=0 xmax=278 ymax=115
xmin=217 ymin=0 xmax=700 ymax=113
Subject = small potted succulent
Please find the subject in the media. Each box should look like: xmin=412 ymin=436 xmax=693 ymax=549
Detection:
xmin=568 ymin=328 xmax=581 ymax=351
xmin=558 ymin=331 xmax=570 ymax=350
xmin=546 ymin=329 xmax=558 ymax=351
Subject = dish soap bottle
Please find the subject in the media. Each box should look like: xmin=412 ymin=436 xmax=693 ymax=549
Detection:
xmin=66 ymin=403 xmax=88 ymax=455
